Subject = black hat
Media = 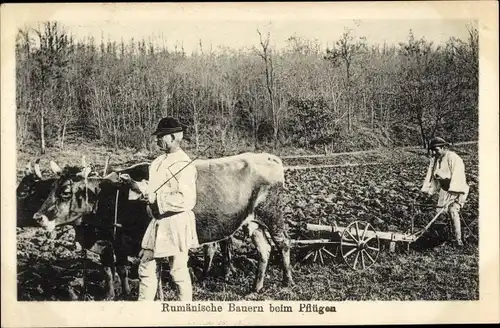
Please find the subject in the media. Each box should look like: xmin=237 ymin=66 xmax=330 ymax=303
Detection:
xmin=428 ymin=137 xmax=450 ymax=149
xmin=152 ymin=117 xmax=183 ymax=136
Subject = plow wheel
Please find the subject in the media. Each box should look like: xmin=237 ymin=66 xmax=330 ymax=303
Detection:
xmin=341 ymin=221 xmax=380 ymax=271
xmin=296 ymin=243 xmax=338 ymax=266
xmin=292 ymin=218 xmax=337 ymax=266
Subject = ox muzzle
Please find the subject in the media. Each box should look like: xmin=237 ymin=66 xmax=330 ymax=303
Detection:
xmin=33 ymin=212 xmax=56 ymax=232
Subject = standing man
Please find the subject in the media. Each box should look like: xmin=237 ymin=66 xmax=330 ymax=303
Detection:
xmin=421 ymin=137 xmax=470 ymax=247
xmin=138 ymin=117 xmax=199 ymax=301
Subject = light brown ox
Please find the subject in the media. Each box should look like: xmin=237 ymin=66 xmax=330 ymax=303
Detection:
xmin=32 ymin=152 xmax=294 ymax=299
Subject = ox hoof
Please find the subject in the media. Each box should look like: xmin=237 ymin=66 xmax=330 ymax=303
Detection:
xmin=282 ymin=278 xmax=294 ymax=287
xmin=122 ymin=290 xmax=132 ymax=299
xmin=68 ymin=288 xmax=79 ymax=301
xmin=103 ymin=292 xmax=116 ymax=301
xmin=251 ymin=288 xmax=265 ymax=295
xmin=223 ymin=268 xmax=235 ymax=281
xmin=122 ymin=293 xmax=135 ymax=301
xmin=245 ymin=289 xmax=263 ymax=297
xmin=251 ymin=284 xmax=265 ymax=294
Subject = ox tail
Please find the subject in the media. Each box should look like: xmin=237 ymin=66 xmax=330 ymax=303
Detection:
xmin=249 ymin=219 xmax=282 ymax=252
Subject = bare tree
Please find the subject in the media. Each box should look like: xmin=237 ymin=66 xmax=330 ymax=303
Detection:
xmin=325 ymin=28 xmax=367 ymax=132
xmin=31 ymin=22 xmax=72 ymax=153
xmin=255 ymin=29 xmax=285 ymax=150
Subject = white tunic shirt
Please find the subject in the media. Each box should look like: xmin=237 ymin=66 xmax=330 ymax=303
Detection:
xmin=141 ymin=149 xmax=199 ymax=257
xmin=146 ymin=149 xmax=197 ymax=214
xmin=421 ymin=150 xmax=470 ymax=207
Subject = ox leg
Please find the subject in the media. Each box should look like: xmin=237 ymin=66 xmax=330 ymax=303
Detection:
xmin=250 ymin=226 xmax=271 ymax=293
xmin=202 ymin=243 xmax=217 ymax=279
xmin=100 ymin=247 xmax=116 ymax=301
xmin=221 ymin=238 xmax=236 ymax=280
xmin=116 ymin=254 xmax=131 ymax=299
xmin=272 ymin=230 xmax=294 ymax=287
xmin=255 ymin=183 xmax=294 ymax=288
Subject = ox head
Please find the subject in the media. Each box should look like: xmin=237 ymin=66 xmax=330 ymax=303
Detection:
xmin=16 ymin=160 xmax=62 ymax=226
xmin=251 ymin=153 xmax=285 ymax=186
xmin=32 ymin=165 xmax=122 ymax=232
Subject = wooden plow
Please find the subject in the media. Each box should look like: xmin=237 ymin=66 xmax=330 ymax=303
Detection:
xmin=286 ymin=199 xmax=476 ymax=271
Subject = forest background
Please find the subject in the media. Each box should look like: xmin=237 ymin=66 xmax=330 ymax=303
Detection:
xmin=15 ymin=21 xmax=478 ymax=157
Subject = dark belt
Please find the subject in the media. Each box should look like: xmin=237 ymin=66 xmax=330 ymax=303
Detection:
xmin=158 ymin=211 xmax=183 ymax=219
xmin=147 ymin=203 xmax=182 ymax=220
xmin=436 ymin=178 xmax=451 ymax=191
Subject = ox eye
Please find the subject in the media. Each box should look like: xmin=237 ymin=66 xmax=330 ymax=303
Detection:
xmin=60 ymin=188 xmax=72 ymax=198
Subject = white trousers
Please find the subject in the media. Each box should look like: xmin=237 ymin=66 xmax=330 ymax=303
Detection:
xmin=137 ymin=252 xmax=192 ymax=301
xmin=437 ymin=190 xmax=466 ymax=245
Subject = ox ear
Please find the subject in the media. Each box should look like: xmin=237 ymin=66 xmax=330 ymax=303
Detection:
xmin=49 ymin=161 xmax=63 ymax=175
xmin=103 ymin=172 xmax=120 ymax=183
xmin=34 ymin=159 xmax=43 ymax=179
xmin=24 ymin=162 xmax=33 ymax=175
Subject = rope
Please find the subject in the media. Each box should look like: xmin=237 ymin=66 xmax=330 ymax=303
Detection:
xmin=113 ymin=190 xmax=120 ymax=241
xmin=151 ymin=145 xmax=212 ymax=194
xmin=80 ymin=248 xmax=87 ymax=301
xmin=79 ymin=174 xmax=91 ymax=301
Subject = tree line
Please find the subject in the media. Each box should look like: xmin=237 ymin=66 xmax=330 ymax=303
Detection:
xmin=15 ymin=22 xmax=478 ymax=155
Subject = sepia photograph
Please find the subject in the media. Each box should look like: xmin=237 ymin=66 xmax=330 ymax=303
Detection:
xmin=2 ymin=2 xmax=499 ymax=327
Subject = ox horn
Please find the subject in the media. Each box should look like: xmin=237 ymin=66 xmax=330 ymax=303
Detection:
xmin=81 ymin=155 xmax=88 ymax=169
xmin=34 ymin=159 xmax=43 ymax=179
xmin=49 ymin=161 xmax=63 ymax=175
xmin=78 ymin=166 xmax=92 ymax=179
xmin=103 ymin=156 xmax=110 ymax=176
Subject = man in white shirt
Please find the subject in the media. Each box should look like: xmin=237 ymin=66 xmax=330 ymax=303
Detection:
xmin=421 ymin=137 xmax=470 ymax=247
xmin=137 ymin=117 xmax=199 ymax=301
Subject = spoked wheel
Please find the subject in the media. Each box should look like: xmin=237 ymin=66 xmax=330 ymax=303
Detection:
xmin=295 ymin=242 xmax=338 ymax=266
xmin=340 ymin=221 xmax=380 ymax=270
xmin=291 ymin=219 xmax=338 ymax=267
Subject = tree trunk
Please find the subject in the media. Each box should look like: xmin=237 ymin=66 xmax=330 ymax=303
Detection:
xmin=61 ymin=121 xmax=67 ymax=150
xmin=192 ymin=100 xmax=200 ymax=152
xmin=346 ymin=61 xmax=352 ymax=133
xmin=371 ymin=103 xmax=374 ymax=130
xmin=40 ymin=107 xmax=46 ymax=154
xmin=430 ymin=107 xmax=442 ymax=139
xmin=417 ymin=112 xmax=427 ymax=148
xmin=347 ymin=103 xmax=352 ymax=133
xmin=220 ymin=100 xmax=225 ymax=149
xmin=58 ymin=123 xmax=66 ymax=150
xmin=194 ymin=121 xmax=199 ymax=152
xmin=114 ymin=120 xmax=118 ymax=150
xmin=252 ymin=117 xmax=257 ymax=150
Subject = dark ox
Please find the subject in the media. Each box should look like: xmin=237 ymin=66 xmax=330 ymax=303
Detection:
xmin=19 ymin=161 xmax=230 ymax=300
xmin=33 ymin=152 xmax=294 ymax=299
xmin=17 ymin=160 xmax=104 ymax=227
xmin=16 ymin=160 xmax=64 ymax=227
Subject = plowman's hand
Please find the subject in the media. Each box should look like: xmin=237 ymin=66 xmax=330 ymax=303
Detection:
xmin=138 ymin=249 xmax=154 ymax=262
xmin=119 ymin=173 xmax=132 ymax=183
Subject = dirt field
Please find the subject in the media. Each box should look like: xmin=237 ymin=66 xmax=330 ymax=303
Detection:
xmin=16 ymin=143 xmax=479 ymax=301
